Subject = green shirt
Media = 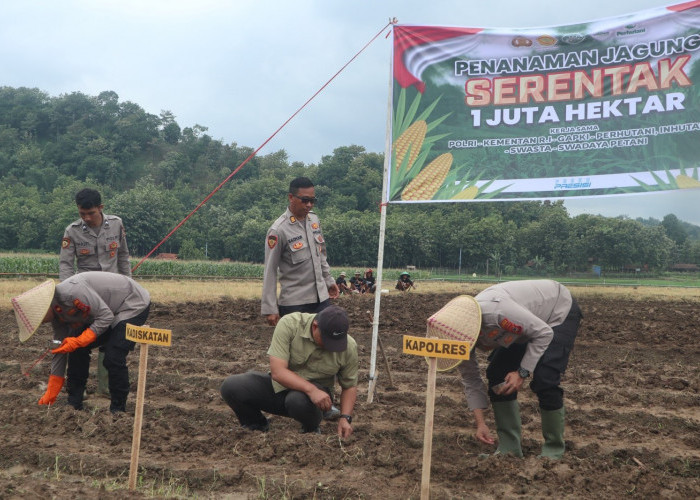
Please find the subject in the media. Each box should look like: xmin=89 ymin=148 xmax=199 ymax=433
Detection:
xmin=267 ymin=312 xmax=358 ymax=394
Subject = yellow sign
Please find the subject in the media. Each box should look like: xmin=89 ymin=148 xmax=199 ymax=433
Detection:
xmin=126 ymin=323 xmax=172 ymax=346
xmin=403 ymin=335 xmax=470 ymax=360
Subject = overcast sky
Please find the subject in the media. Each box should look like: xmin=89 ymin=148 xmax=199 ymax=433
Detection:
xmin=1 ymin=0 xmax=698 ymax=224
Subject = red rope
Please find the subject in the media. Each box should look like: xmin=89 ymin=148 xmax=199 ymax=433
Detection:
xmin=23 ymin=348 xmax=51 ymax=377
xmin=132 ymin=21 xmax=394 ymax=273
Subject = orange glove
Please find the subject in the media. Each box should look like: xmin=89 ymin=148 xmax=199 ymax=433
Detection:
xmin=51 ymin=328 xmax=97 ymax=354
xmin=38 ymin=375 xmax=65 ymax=405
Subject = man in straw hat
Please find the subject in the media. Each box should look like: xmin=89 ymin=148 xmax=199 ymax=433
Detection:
xmin=11 ymin=272 xmax=150 ymax=413
xmin=453 ymin=279 xmax=582 ymax=459
xmin=220 ymin=305 xmax=358 ymax=437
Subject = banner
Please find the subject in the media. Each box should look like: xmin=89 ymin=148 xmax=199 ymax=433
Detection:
xmin=389 ymin=1 xmax=700 ymax=202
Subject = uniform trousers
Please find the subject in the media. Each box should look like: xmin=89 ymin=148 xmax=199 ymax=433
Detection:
xmin=278 ymin=298 xmax=330 ymax=318
xmin=66 ymin=304 xmax=150 ymax=410
xmin=220 ymin=371 xmax=332 ymax=432
xmin=486 ymin=299 xmax=582 ymax=410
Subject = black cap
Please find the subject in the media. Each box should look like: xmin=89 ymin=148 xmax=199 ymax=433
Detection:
xmin=315 ymin=305 xmax=349 ymax=352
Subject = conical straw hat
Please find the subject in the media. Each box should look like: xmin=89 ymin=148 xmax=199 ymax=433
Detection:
xmin=11 ymin=280 xmax=55 ymax=342
xmin=426 ymin=295 xmax=481 ymax=371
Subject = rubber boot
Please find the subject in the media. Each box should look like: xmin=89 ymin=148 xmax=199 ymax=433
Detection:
xmin=97 ymin=351 xmax=110 ymax=397
xmin=540 ymin=407 xmax=566 ymax=459
xmin=492 ymin=400 xmax=523 ymax=457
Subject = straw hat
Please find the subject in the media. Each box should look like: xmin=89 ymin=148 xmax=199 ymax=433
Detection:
xmin=11 ymin=280 xmax=55 ymax=342
xmin=426 ymin=295 xmax=481 ymax=371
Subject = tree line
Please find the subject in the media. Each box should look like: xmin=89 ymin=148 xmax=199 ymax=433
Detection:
xmin=1 ymin=86 xmax=698 ymax=274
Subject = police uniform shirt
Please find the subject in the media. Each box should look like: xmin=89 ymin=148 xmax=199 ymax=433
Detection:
xmin=59 ymin=214 xmax=131 ymax=281
xmin=458 ymin=280 xmax=573 ymax=410
xmin=266 ymin=312 xmax=358 ymax=394
xmin=261 ymin=208 xmax=335 ymax=316
xmin=49 ymin=272 xmax=150 ymax=377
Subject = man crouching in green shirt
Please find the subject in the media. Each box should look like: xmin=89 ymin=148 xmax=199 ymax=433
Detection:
xmin=220 ymin=305 xmax=358 ymax=437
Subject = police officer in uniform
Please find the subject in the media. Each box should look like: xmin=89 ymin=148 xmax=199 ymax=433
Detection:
xmin=261 ymin=177 xmax=339 ymax=327
xmin=457 ymin=279 xmax=582 ymax=459
xmin=59 ymin=188 xmax=132 ymax=397
xmin=11 ymin=272 xmax=151 ymax=413
xmin=59 ymin=188 xmax=131 ymax=280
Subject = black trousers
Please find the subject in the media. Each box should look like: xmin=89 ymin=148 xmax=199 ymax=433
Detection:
xmin=486 ymin=299 xmax=583 ymax=411
xmin=66 ymin=305 xmax=150 ymax=409
xmin=278 ymin=299 xmax=330 ymax=318
xmin=220 ymin=371 xmax=330 ymax=432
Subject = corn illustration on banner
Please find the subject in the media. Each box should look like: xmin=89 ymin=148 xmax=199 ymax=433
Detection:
xmin=389 ymin=1 xmax=700 ymax=202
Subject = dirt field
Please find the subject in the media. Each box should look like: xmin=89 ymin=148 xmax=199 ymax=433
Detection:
xmin=1 ymin=288 xmax=699 ymax=499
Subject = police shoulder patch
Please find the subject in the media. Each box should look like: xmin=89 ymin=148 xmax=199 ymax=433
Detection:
xmin=267 ymin=235 xmax=278 ymax=249
xmin=61 ymin=237 xmax=71 ymax=249
xmin=73 ymin=298 xmax=90 ymax=316
xmin=499 ymin=317 xmax=523 ymax=334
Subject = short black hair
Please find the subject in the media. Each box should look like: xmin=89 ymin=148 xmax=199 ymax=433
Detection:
xmin=289 ymin=177 xmax=314 ymax=195
xmin=75 ymin=188 xmax=102 ymax=209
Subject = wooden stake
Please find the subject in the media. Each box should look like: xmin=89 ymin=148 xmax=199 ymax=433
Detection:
xmin=367 ymin=310 xmax=394 ymax=387
xmin=377 ymin=336 xmax=394 ymax=387
xmin=421 ymin=355 xmax=437 ymax=500
xmin=128 ymin=342 xmax=149 ymax=490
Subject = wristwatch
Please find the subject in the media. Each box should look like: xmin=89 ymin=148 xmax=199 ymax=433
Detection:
xmin=517 ymin=367 xmax=531 ymax=379
xmin=340 ymin=414 xmax=353 ymax=424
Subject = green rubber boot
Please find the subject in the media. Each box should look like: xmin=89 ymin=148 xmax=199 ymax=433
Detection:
xmin=97 ymin=351 xmax=110 ymax=397
xmin=492 ymin=400 xmax=523 ymax=457
xmin=540 ymin=407 xmax=566 ymax=459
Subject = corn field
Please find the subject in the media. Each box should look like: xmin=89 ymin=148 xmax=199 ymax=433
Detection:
xmin=0 ymin=254 xmax=428 ymax=283
xmin=0 ymin=254 xmax=265 ymax=279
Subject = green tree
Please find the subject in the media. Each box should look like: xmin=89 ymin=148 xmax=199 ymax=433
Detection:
xmin=111 ymin=181 xmax=181 ymax=256
xmin=178 ymin=239 xmax=206 ymax=260
xmin=661 ymin=214 xmax=687 ymax=246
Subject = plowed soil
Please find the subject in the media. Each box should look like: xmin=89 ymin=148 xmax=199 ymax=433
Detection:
xmin=1 ymin=289 xmax=698 ymax=499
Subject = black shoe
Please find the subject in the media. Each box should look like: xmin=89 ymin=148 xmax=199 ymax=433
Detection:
xmin=109 ymin=401 xmax=126 ymax=413
xmin=300 ymin=426 xmax=321 ymax=434
xmin=242 ymin=418 xmax=269 ymax=432
xmin=67 ymin=401 xmax=84 ymax=411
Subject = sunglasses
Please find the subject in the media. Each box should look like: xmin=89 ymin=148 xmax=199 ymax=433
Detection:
xmin=293 ymin=195 xmax=317 ymax=204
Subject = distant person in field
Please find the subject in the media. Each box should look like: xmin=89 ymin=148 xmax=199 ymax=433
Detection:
xmin=349 ymin=271 xmax=365 ymax=293
xmin=59 ymin=188 xmax=132 ymax=398
xmin=335 ymin=272 xmax=354 ymax=295
xmin=220 ymin=305 xmax=358 ymax=437
xmin=456 ymin=279 xmax=582 ymax=459
xmin=261 ymin=177 xmax=339 ymax=327
xmin=363 ymin=268 xmax=376 ymax=293
xmin=11 ymin=273 xmax=151 ymax=413
xmin=395 ymin=271 xmax=415 ymax=291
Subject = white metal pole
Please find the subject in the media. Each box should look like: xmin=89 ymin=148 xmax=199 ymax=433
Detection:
xmin=367 ymin=26 xmax=394 ymax=403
